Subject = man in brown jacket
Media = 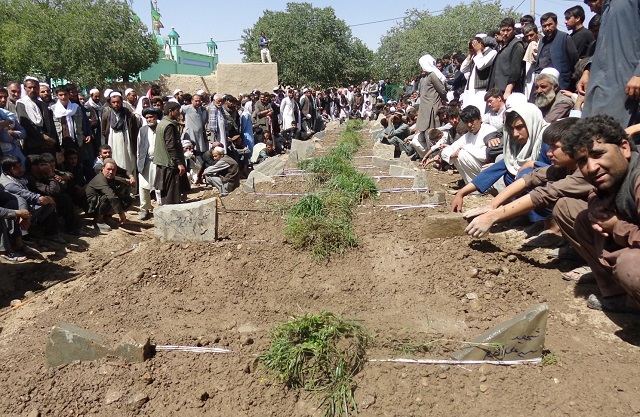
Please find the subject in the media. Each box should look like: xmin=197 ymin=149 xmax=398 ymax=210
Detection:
xmin=560 ymin=115 xmax=640 ymax=315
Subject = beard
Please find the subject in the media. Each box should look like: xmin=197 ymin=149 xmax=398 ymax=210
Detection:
xmin=535 ymin=90 xmax=556 ymax=108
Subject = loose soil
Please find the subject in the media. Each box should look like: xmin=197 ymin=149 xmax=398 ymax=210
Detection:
xmin=1 ymin=121 xmax=639 ymax=417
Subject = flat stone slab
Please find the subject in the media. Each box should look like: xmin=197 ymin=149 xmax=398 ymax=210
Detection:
xmin=46 ymin=323 xmax=151 ymax=367
xmin=253 ymin=154 xmax=286 ymax=176
xmin=312 ymin=131 xmax=325 ymax=140
xmin=422 ymin=191 xmax=446 ymax=204
xmin=154 ymin=198 xmax=217 ymax=242
xmin=422 ymin=213 xmax=467 ymax=239
xmin=372 ymin=156 xmax=396 ymax=168
xmin=451 ymin=303 xmax=549 ymax=361
xmin=240 ymin=170 xmax=275 ymax=192
xmin=290 ymin=139 xmax=316 ymax=160
xmin=389 ymin=165 xmax=416 ymax=177
xmin=413 ymin=172 xmax=428 ymax=189
xmin=373 ymin=142 xmax=395 ymax=159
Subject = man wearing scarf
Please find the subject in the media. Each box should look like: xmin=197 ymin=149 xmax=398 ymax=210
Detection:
xmin=137 ymin=108 xmax=162 ymax=219
xmin=101 ymin=92 xmax=139 ymax=175
xmin=15 ymin=77 xmax=59 ymax=157
xmin=154 ymin=102 xmax=186 ymax=205
xmin=208 ymin=93 xmax=229 ymax=150
xmin=52 ymin=86 xmax=87 ymax=152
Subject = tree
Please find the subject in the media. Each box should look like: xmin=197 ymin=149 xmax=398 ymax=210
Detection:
xmin=239 ymin=2 xmax=374 ymax=87
xmin=0 ymin=0 xmax=159 ymax=87
xmin=375 ymin=1 xmax=520 ymax=84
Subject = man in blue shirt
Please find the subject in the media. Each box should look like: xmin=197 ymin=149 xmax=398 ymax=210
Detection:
xmin=259 ymin=32 xmax=272 ymax=63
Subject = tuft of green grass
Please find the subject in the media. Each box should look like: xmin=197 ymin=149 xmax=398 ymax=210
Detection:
xmin=260 ymin=312 xmax=371 ymax=417
xmin=345 ymin=119 xmax=364 ymax=132
xmin=541 ymin=349 xmax=557 ymax=366
xmin=286 ymin=123 xmax=377 ymax=260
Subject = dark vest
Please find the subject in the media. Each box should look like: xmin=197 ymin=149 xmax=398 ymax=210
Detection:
xmin=615 ymin=150 xmax=640 ymax=224
xmin=473 ymin=48 xmax=493 ymax=90
xmin=536 ymin=31 xmax=572 ymax=90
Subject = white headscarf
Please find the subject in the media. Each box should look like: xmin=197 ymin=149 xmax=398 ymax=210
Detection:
xmin=503 ymin=102 xmax=548 ymax=175
xmin=135 ymin=96 xmax=150 ymax=126
xmin=419 ymin=54 xmax=447 ymax=84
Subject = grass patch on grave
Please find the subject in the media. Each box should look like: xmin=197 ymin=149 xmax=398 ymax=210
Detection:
xmin=260 ymin=311 xmax=371 ymax=417
xmin=286 ymin=120 xmax=378 ymax=260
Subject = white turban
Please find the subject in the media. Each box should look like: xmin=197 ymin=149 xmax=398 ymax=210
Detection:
xmin=196 ymin=89 xmax=204 ymax=95
xmin=540 ymin=67 xmax=560 ymax=81
xmin=89 ymin=88 xmax=99 ymax=95
xmin=109 ymin=91 xmax=122 ymax=98
xmin=103 ymin=88 xmax=113 ymax=99
xmin=124 ymin=88 xmax=134 ymax=96
xmin=173 ymin=88 xmax=182 ymax=96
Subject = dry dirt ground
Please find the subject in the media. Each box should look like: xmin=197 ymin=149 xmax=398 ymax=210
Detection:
xmin=1 ymin=122 xmax=640 ymax=417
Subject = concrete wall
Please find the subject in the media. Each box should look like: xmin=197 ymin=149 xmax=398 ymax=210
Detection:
xmin=112 ymin=63 xmax=278 ymax=98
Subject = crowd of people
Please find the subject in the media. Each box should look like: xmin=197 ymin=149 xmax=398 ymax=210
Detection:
xmin=371 ymin=2 xmax=640 ymax=315
xmin=1 ymin=1 xmax=640 ymax=316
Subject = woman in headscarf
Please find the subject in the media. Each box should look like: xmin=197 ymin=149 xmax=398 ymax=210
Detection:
xmin=415 ymin=54 xmax=448 ymax=133
xmin=451 ymin=102 xmax=549 ymax=212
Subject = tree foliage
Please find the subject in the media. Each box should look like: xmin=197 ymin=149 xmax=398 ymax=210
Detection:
xmin=239 ymin=2 xmax=374 ymax=87
xmin=375 ymin=1 xmax=520 ymax=83
xmin=0 ymin=0 xmax=160 ymax=87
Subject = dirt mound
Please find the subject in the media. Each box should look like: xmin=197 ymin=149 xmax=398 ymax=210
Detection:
xmin=1 ymin=124 xmax=640 ymax=416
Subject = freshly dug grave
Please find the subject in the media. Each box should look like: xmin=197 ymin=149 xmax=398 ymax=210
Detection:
xmin=1 ymin=122 xmax=639 ymax=417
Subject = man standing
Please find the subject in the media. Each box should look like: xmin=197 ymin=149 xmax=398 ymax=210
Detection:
xmin=259 ymin=31 xmax=272 ymax=63
xmin=136 ymin=108 xmax=162 ymax=219
xmin=5 ymin=81 xmax=20 ymax=114
xmin=85 ymin=158 xmax=133 ymax=232
xmin=299 ymin=88 xmax=315 ymax=134
xmin=533 ymin=13 xmax=579 ymax=91
xmin=181 ymin=94 xmax=208 ymax=161
xmin=559 ymin=115 xmax=640 ymax=314
xmin=208 ymin=93 xmax=229 ymax=149
xmin=16 ymin=77 xmax=59 ymax=157
xmin=39 ymin=84 xmax=53 ymax=108
xmin=577 ymin=0 xmax=640 ymax=128
xmin=52 ymin=86 xmax=88 ymax=151
xmin=154 ymin=102 xmax=186 ymax=205
xmin=564 ymin=5 xmax=594 ymax=58
xmin=487 ymin=18 xmax=525 ymax=99
xmin=533 ymin=73 xmax=573 ymax=122
xmin=280 ymin=89 xmax=298 ymax=132
xmin=252 ymin=92 xmax=273 ymax=141
xmin=101 ymin=92 xmax=138 ymax=175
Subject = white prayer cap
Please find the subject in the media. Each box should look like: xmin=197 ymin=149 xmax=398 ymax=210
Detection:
xmin=40 ymin=83 xmax=50 ymax=88
xmin=213 ymin=146 xmax=224 ymax=154
xmin=124 ymin=88 xmax=134 ymax=96
xmin=213 ymin=93 xmax=224 ymax=101
xmin=273 ymin=86 xmax=279 ymax=91
xmin=109 ymin=91 xmax=122 ymax=98
xmin=389 ymin=106 xmax=396 ymax=112
xmin=302 ymin=88 xmax=309 ymax=93
xmin=196 ymin=89 xmax=204 ymax=95
xmin=23 ymin=76 xmax=39 ymax=83
xmin=476 ymin=33 xmax=487 ymax=38
xmin=89 ymin=88 xmax=99 ymax=95
xmin=181 ymin=140 xmax=193 ymax=148
xmin=238 ymin=93 xmax=244 ymax=97
xmin=540 ymin=67 xmax=560 ymax=81
xmin=103 ymin=88 xmax=113 ymax=98
xmin=173 ymin=88 xmax=182 ymax=95
xmin=505 ymin=93 xmax=527 ymax=110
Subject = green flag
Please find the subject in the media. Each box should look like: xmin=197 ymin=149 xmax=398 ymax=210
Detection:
xmin=150 ymin=0 xmax=161 ymax=21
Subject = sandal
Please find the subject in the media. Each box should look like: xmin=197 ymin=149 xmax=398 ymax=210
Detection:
xmin=547 ymin=245 xmax=582 ymax=260
xmin=562 ymin=266 xmax=595 ymax=283
xmin=1 ymin=252 xmax=28 ymax=263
